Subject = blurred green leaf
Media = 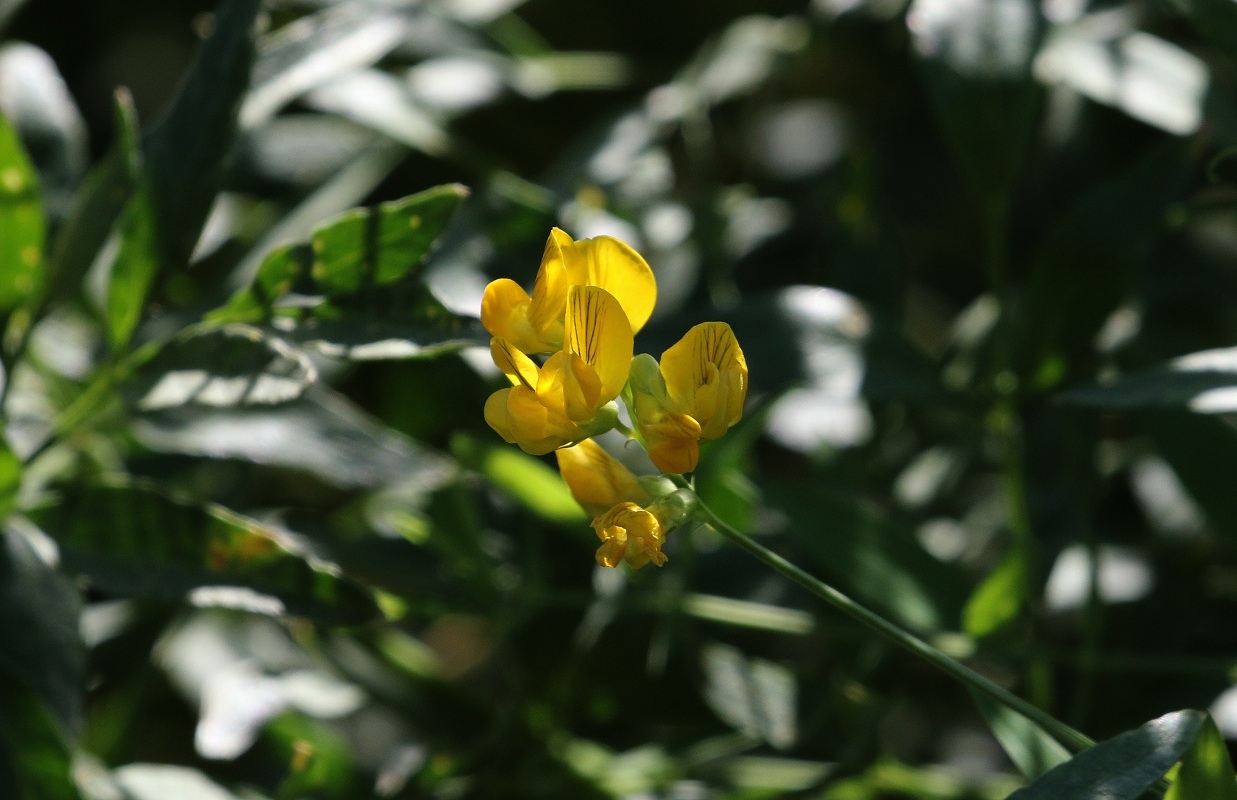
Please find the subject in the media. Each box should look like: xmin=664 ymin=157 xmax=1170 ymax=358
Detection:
xmin=962 ymin=546 xmax=1026 ymax=639
xmin=124 ymin=325 xmax=316 ymax=411
xmin=451 ymin=432 xmax=586 ymax=525
xmin=43 ymin=90 xmax=139 ymax=313
xmin=0 ymin=666 xmax=81 ymax=800
xmin=0 ymin=42 xmax=88 ymax=216
xmin=214 ymin=184 xmax=482 ymax=359
xmin=134 ymin=388 xmax=454 ymax=491
xmin=701 ymin=642 xmax=796 ymax=750
xmin=1141 ymin=412 xmax=1237 ymax=538
xmin=0 ymin=111 xmax=44 ymax=315
xmin=1007 ymin=710 xmax=1204 ymax=799
xmin=1060 ymin=347 xmax=1237 ymax=412
xmin=1022 ymin=142 xmax=1189 ymax=377
xmin=141 ymin=0 xmax=260 ymax=269
xmin=768 ymin=481 xmax=966 ymax=631
xmin=0 ymin=529 xmax=82 ymax=734
xmin=971 ymin=690 xmax=1070 ymax=780
xmin=1169 ymin=0 xmax=1237 ymax=60
xmin=1166 ymin=715 xmax=1237 ymax=800
xmin=36 ymin=482 xmax=381 ymax=625
xmin=113 ymin=764 xmax=240 ymax=800
xmin=242 ymin=3 xmax=413 ymax=127
xmin=105 ymin=182 xmax=157 ymax=353
xmin=909 ymin=0 xmax=1041 ymax=200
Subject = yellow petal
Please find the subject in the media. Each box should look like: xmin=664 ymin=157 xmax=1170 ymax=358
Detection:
xmin=555 ymin=440 xmax=651 ymax=517
xmin=484 ymin=385 xmax=583 ymax=455
xmin=591 ymin=502 xmax=667 ymax=569
xmin=524 ymin=228 xmax=574 ymax=344
xmin=489 ymin=337 xmax=538 ymax=389
xmin=660 ymin=322 xmax=747 ymax=436
xmin=565 ymin=234 xmax=657 ymax=334
xmin=481 ymin=279 xmax=549 ymax=354
xmin=537 ymin=351 xmax=603 ymax=423
xmin=564 ymin=285 xmax=633 ymax=403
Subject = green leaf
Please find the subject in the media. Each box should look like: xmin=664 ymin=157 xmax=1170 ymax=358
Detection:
xmin=213 ymin=184 xmax=482 ymax=359
xmin=0 ymin=529 xmax=82 ymax=735
xmin=451 ymin=433 xmax=587 ymax=525
xmin=971 ymin=690 xmax=1071 ymax=780
xmin=1166 ymin=716 xmax=1237 ymax=800
xmin=962 ymin=547 xmax=1026 ymax=639
xmin=0 ymin=666 xmax=81 ymax=800
xmin=1059 ymin=348 xmax=1237 ymax=412
xmin=1141 ymin=413 xmax=1237 ymax=539
xmin=134 ymin=388 xmax=454 ymax=491
xmin=104 ymin=182 xmax=158 ymax=353
xmin=701 ymin=643 xmax=797 ymax=750
xmin=908 ymin=0 xmax=1041 ymax=200
xmin=124 ymin=325 xmax=316 ymax=411
xmin=767 ymin=480 xmax=966 ymax=631
xmin=35 ymin=482 xmax=381 ymax=625
xmin=43 ymin=90 xmax=140 ymax=312
xmin=1007 ymin=710 xmax=1205 ymax=799
xmin=142 ymin=0 xmax=261 ymax=269
xmin=0 ymin=111 xmax=44 ymax=314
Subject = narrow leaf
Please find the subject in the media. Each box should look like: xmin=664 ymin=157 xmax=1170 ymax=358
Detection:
xmin=971 ymin=690 xmax=1071 ymax=780
xmin=36 ymin=482 xmax=381 ymax=625
xmin=963 ymin=547 xmax=1026 ymax=639
xmin=0 ymin=112 xmax=44 ymax=314
xmin=142 ymin=0 xmax=261 ymax=268
xmin=1166 ymin=716 xmax=1237 ymax=800
xmin=1007 ymin=710 xmax=1206 ymax=800
xmin=104 ymin=182 xmax=158 ymax=353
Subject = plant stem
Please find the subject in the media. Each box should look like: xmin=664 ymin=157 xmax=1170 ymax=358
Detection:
xmin=671 ymin=474 xmax=1094 ymax=755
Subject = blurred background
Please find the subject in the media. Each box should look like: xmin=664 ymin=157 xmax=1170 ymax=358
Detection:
xmin=5 ymin=0 xmax=1237 ymax=796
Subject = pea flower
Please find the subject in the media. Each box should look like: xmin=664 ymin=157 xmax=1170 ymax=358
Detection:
xmin=629 ymin=322 xmax=748 ymax=474
xmin=557 ymin=439 xmax=689 ymax=569
xmin=485 ymin=285 xmax=634 ymax=454
xmin=481 ymin=228 xmax=657 ymax=355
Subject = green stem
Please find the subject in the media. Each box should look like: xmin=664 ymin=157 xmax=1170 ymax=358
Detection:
xmin=671 ymin=474 xmax=1094 ymax=755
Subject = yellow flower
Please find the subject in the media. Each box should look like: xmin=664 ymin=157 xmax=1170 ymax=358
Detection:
xmin=555 ymin=438 xmax=651 ymax=517
xmin=592 ymin=502 xmax=667 ymax=569
xmin=485 ymin=286 xmax=634 ymax=454
xmin=556 ymin=439 xmax=668 ymax=569
xmin=480 ymin=228 xmax=657 ymax=355
xmin=629 ymin=322 xmax=748 ymax=474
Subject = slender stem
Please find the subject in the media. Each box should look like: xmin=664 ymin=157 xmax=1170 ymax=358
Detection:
xmin=672 ymin=474 xmax=1094 ymax=754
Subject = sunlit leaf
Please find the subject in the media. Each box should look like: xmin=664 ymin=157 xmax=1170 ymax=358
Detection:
xmin=125 ymin=325 xmax=316 ymax=411
xmin=133 ymin=388 xmax=454 ymax=491
xmin=1061 ymin=347 xmax=1237 ymax=412
xmin=962 ymin=546 xmax=1026 ymax=639
xmin=242 ymin=3 xmax=413 ymax=126
xmin=113 ymin=765 xmax=240 ymax=800
xmin=213 ymin=184 xmax=481 ymax=359
xmin=0 ymin=111 xmax=44 ymax=315
xmin=701 ymin=643 xmax=796 ymax=750
xmin=1007 ymin=710 xmax=1205 ymax=799
xmin=1166 ymin=715 xmax=1237 ymax=800
xmin=104 ymin=182 xmax=157 ymax=353
xmin=35 ymin=482 xmax=381 ymax=625
xmin=451 ymin=432 xmax=586 ymax=525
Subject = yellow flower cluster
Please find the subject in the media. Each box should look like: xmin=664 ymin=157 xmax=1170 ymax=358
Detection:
xmin=482 ymin=229 xmax=748 ymax=568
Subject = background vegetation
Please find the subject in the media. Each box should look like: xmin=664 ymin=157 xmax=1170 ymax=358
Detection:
xmin=5 ymin=0 xmax=1237 ymax=796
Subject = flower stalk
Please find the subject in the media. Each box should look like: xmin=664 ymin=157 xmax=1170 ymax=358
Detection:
xmin=670 ymin=473 xmax=1097 ymax=756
